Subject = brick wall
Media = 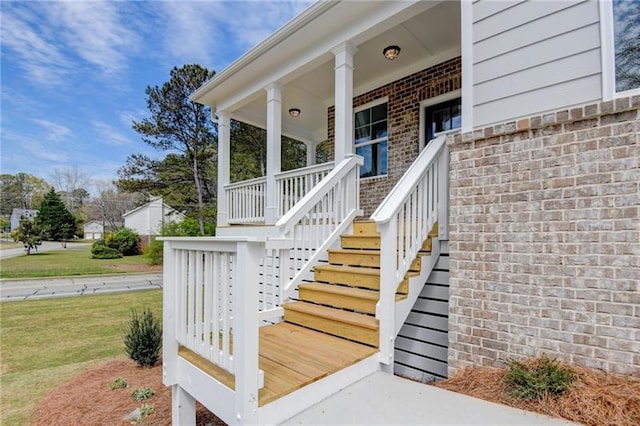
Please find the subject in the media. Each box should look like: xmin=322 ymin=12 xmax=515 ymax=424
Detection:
xmin=327 ymin=57 xmax=461 ymax=216
xmin=448 ymin=95 xmax=640 ymax=376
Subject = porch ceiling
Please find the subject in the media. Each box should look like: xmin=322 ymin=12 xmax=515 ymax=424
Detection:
xmin=215 ymin=1 xmax=460 ymax=143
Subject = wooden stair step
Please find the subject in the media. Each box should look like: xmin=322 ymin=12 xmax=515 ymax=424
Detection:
xmin=328 ymin=248 xmax=380 ymax=267
xmin=299 ymin=282 xmax=380 ymax=314
xmin=353 ymin=221 xmax=378 ymax=235
xmin=283 ymin=301 xmax=379 ymax=347
xmin=340 ymin=234 xmax=380 ymax=249
xmin=314 ymin=264 xmax=380 ymax=289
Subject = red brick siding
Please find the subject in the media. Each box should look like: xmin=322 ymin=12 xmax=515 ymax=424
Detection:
xmin=327 ymin=57 xmax=461 ymax=216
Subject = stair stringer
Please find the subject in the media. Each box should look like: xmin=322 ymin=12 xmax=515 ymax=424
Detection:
xmin=393 ymin=238 xmax=442 ymax=337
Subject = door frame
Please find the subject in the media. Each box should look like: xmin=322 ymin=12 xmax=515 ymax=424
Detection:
xmin=418 ymin=89 xmax=462 ymax=151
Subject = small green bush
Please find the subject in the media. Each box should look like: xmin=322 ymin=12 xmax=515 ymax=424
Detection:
xmin=138 ymin=403 xmax=154 ymax=422
xmin=110 ymin=228 xmax=140 ymax=256
xmin=131 ymin=386 xmax=154 ymax=401
xmin=123 ymin=308 xmax=162 ymax=368
xmin=108 ymin=377 xmax=129 ymax=390
xmin=504 ymin=354 xmax=576 ymax=401
xmin=91 ymin=243 xmax=122 ymax=259
xmin=146 ymin=239 xmax=163 ymax=266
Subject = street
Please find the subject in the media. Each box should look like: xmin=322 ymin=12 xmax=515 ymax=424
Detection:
xmin=0 ymin=241 xmax=91 ymax=259
xmin=0 ymin=273 xmax=163 ymax=301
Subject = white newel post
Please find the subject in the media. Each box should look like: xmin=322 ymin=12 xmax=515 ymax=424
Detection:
xmin=217 ymin=111 xmax=231 ymax=226
xmin=377 ymin=216 xmax=397 ymax=371
xmin=265 ymin=83 xmax=282 ymax=224
xmin=162 ymin=240 xmax=177 ymax=386
xmin=438 ymin=143 xmax=450 ymax=240
xmin=332 ymin=42 xmax=357 ymax=163
xmin=234 ymin=240 xmax=263 ymax=425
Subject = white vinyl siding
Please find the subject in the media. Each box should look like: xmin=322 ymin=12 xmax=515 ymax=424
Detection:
xmin=471 ymin=0 xmax=603 ymax=127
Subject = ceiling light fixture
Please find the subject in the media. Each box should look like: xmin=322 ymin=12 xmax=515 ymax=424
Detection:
xmin=288 ymin=108 xmax=301 ymax=118
xmin=383 ymin=45 xmax=401 ymax=60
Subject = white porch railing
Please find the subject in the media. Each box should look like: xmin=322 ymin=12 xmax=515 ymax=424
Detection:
xmin=162 ymin=156 xmax=362 ymax=422
xmin=226 ymin=177 xmax=266 ymax=224
xmin=277 ymin=162 xmax=334 ymax=217
xmin=370 ymin=134 xmax=449 ymax=366
xmin=263 ymin=154 xmax=362 ymax=316
xmin=224 ymin=162 xmax=335 ymax=224
xmin=162 ymin=237 xmax=264 ymax=423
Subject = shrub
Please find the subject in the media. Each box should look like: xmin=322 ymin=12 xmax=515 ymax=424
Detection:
xmin=109 ymin=228 xmax=140 ymax=256
xmin=131 ymin=386 xmax=154 ymax=401
xmin=146 ymin=239 xmax=163 ymax=266
xmin=504 ymin=354 xmax=576 ymax=401
xmin=108 ymin=377 xmax=128 ymax=390
xmin=123 ymin=308 xmax=162 ymax=368
xmin=138 ymin=404 xmax=154 ymax=422
xmin=91 ymin=243 xmax=122 ymax=259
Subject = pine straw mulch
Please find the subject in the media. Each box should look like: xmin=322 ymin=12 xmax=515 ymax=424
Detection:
xmin=34 ymin=360 xmax=225 ymax=426
xmin=435 ymin=361 xmax=640 ymax=426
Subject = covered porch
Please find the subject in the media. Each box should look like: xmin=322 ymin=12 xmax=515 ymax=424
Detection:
xmin=191 ymin=0 xmax=461 ymax=231
xmin=164 ymin=1 xmax=461 ymax=424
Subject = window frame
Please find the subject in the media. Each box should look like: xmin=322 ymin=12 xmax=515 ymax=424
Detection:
xmin=353 ymin=97 xmax=389 ymax=179
xmin=600 ymin=0 xmax=640 ymax=100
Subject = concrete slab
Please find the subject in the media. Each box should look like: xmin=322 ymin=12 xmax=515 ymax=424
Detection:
xmin=282 ymin=372 xmax=575 ymax=425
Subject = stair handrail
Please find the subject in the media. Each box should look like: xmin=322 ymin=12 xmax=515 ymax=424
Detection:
xmin=269 ymin=153 xmax=363 ymax=301
xmin=371 ymin=134 xmax=447 ymax=223
xmin=370 ymin=133 xmax=450 ymax=366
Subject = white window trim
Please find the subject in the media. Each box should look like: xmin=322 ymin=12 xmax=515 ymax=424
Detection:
xmin=354 ymin=97 xmax=389 ymax=178
xmin=600 ymin=0 xmax=640 ymax=100
xmin=419 ymin=89 xmax=462 ymax=151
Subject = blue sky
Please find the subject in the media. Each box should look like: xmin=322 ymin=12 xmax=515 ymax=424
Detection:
xmin=1 ymin=0 xmax=310 ymax=190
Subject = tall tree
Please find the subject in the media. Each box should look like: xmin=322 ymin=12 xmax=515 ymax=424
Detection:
xmin=49 ymin=166 xmax=91 ymax=213
xmin=131 ymin=64 xmax=216 ymax=235
xmin=36 ymin=189 xmax=76 ymax=246
xmin=0 ymin=173 xmax=50 ymax=214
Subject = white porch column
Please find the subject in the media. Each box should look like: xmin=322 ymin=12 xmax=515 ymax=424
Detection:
xmin=217 ymin=111 xmax=231 ymax=227
xmin=305 ymin=140 xmax=317 ymax=166
xmin=332 ymin=42 xmax=357 ymax=163
xmin=265 ymin=82 xmax=282 ymax=224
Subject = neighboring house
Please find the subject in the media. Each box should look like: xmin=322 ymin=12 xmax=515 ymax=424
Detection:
xmin=9 ymin=209 xmax=38 ymax=231
xmin=83 ymin=220 xmax=104 ymax=240
xmin=123 ymin=197 xmax=185 ymax=243
xmin=161 ymin=1 xmax=639 ymax=424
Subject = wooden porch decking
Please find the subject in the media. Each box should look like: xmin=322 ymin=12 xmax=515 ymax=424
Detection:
xmin=179 ymin=322 xmax=378 ymax=406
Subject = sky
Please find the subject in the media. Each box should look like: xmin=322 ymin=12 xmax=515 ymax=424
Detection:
xmin=0 ymin=0 xmax=311 ymax=191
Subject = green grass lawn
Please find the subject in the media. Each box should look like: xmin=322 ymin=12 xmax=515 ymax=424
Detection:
xmin=0 ymin=290 xmax=162 ymax=425
xmin=0 ymin=246 xmax=156 ymax=279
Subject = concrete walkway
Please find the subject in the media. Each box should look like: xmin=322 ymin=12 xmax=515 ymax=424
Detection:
xmin=283 ymin=372 xmax=575 ymax=425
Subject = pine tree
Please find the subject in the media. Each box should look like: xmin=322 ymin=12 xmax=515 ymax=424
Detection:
xmin=37 ymin=188 xmax=76 ymax=246
xmin=10 ymin=216 xmax=42 ymax=255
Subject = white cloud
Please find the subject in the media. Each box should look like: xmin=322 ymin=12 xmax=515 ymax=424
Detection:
xmin=92 ymin=120 xmax=133 ymax=146
xmin=158 ymin=1 xmax=312 ymax=71
xmin=33 ymin=119 xmax=73 ymax=142
xmin=44 ymin=1 xmax=140 ymax=76
xmin=0 ymin=6 xmax=72 ymax=85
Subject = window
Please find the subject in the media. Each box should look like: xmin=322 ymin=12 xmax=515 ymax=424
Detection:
xmin=424 ymin=98 xmax=461 ymax=143
xmin=354 ymin=102 xmax=387 ymax=178
xmin=602 ymin=0 xmax=640 ymax=97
